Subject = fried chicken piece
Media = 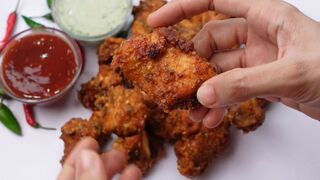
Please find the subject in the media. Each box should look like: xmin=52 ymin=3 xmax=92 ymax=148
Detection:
xmin=173 ymin=17 xmax=202 ymax=41
xmin=92 ymin=86 xmax=148 ymax=136
xmin=132 ymin=0 xmax=228 ymax=40
xmin=78 ymin=65 xmax=122 ymax=110
xmin=174 ymin=119 xmax=230 ymax=177
xmin=173 ymin=11 xmax=229 ymax=40
xmin=60 ymin=118 xmax=109 ymax=163
xmin=97 ymin=37 xmax=125 ymax=64
xmin=112 ymin=27 xmax=216 ymax=111
xmin=131 ymin=0 xmax=166 ymax=37
xmin=200 ymin=11 xmax=230 ymax=25
xmin=113 ymin=131 xmax=165 ymax=175
xmin=227 ymin=98 xmax=268 ymax=133
xmin=147 ymin=109 xmax=201 ymax=141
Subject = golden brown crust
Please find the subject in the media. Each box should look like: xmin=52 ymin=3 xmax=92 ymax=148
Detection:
xmin=97 ymin=37 xmax=126 ymax=64
xmin=227 ymin=98 xmax=267 ymax=133
xmin=174 ymin=120 xmax=230 ymax=177
xmin=173 ymin=11 xmax=229 ymax=41
xmin=112 ymin=27 xmax=216 ymax=111
xmin=60 ymin=118 xmax=109 ymax=163
xmin=132 ymin=0 xmax=229 ymax=41
xmin=147 ymin=109 xmax=201 ymax=141
xmin=92 ymin=86 xmax=148 ymax=137
xmin=131 ymin=0 xmax=166 ymax=37
xmin=78 ymin=65 xmax=123 ymax=110
xmin=113 ymin=131 xmax=165 ymax=175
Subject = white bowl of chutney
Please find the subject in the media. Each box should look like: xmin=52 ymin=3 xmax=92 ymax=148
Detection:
xmin=52 ymin=0 xmax=133 ymax=42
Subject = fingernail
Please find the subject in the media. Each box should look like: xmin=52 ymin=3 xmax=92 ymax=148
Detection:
xmin=203 ymin=108 xmax=225 ymax=128
xmin=204 ymin=118 xmax=221 ymax=128
xmin=197 ymin=84 xmax=216 ymax=107
xmin=76 ymin=150 xmax=100 ymax=179
xmin=189 ymin=112 xmax=201 ymax=122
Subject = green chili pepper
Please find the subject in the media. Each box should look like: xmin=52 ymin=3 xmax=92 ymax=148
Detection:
xmin=0 ymin=103 xmax=22 ymax=136
xmin=30 ymin=13 xmax=54 ymax=22
xmin=43 ymin=13 xmax=54 ymax=21
xmin=22 ymin=15 xmax=45 ymax=28
xmin=0 ymin=88 xmax=5 ymax=97
xmin=47 ymin=0 xmax=54 ymax=9
xmin=0 ymin=89 xmax=11 ymax=100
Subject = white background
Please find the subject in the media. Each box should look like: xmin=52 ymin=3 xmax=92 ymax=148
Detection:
xmin=0 ymin=0 xmax=320 ymax=180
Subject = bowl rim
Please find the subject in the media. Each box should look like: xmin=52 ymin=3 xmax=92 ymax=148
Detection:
xmin=0 ymin=27 xmax=83 ymax=104
xmin=51 ymin=0 xmax=133 ymax=42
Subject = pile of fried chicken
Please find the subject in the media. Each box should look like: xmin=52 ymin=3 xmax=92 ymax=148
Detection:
xmin=60 ymin=0 xmax=269 ymax=177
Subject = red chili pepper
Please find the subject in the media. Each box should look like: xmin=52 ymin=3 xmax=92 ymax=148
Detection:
xmin=0 ymin=0 xmax=20 ymax=51
xmin=23 ymin=104 xmax=56 ymax=130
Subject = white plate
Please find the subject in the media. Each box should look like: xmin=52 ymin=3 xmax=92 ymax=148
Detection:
xmin=0 ymin=0 xmax=320 ymax=180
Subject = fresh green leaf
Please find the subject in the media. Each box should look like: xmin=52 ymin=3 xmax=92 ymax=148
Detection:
xmin=47 ymin=0 xmax=54 ymax=9
xmin=22 ymin=15 xmax=45 ymax=28
xmin=43 ymin=13 xmax=54 ymax=21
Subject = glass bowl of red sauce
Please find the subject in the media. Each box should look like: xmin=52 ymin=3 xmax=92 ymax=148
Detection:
xmin=0 ymin=27 xmax=83 ymax=104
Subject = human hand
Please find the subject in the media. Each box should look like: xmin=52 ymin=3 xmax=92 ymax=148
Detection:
xmin=148 ymin=0 xmax=320 ymax=127
xmin=57 ymin=137 xmax=142 ymax=180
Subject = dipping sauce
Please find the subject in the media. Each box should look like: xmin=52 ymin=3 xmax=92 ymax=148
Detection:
xmin=52 ymin=0 xmax=132 ymax=41
xmin=2 ymin=34 xmax=77 ymax=100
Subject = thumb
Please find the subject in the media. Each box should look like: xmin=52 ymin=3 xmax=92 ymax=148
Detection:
xmin=197 ymin=60 xmax=305 ymax=108
xmin=75 ymin=150 xmax=106 ymax=180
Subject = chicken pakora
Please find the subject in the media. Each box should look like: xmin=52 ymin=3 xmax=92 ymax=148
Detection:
xmin=112 ymin=27 xmax=216 ymax=111
xmin=132 ymin=0 xmax=229 ymax=41
xmin=147 ymin=109 xmax=201 ymax=142
xmin=92 ymin=86 xmax=148 ymax=137
xmin=60 ymin=118 xmax=109 ymax=163
xmin=228 ymin=98 xmax=269 ymax=133
xmin=78 ymin=65 xmax=123 ymax=110
xmin=174 ymin=119 xmax=230 ymax=177
xmin=131 ymin=0 xmax=166 ymax=37
xmin=97 ymin=37 xmax=125 ymax=64
xmin=113 ymin=131 xmax=165 ymax=175
xmin=174 ymin=11 xmax=230 ymax=40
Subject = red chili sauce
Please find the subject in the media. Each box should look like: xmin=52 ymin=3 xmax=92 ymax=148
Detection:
xmin=2 ymin=34 xmax=77 ymax=100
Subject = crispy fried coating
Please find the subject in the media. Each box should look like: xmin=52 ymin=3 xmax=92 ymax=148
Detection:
xmin=227 ymin=98 xmax=268 ymax=133
xmin=147 ymin=109 xmax=201 ymax=141
xmin=174 ymin=11 xmax=230 ymax=40
xmin=78 ymin=65 xmax=123 ymax=110
xmin=112 ymin=27 xmax=216 ymax=111
xmin=131 ymin=0 xmax=166 ymax=37
xmin=200 ymin=11 xmax=230 ymax=25
xmin=60 ymin=118 xmax=109 ymax=163
xmin=132 ymin=0 xmax=228 ymax=40
xmin=92 ymin=86 xmax=148 ymax=136
xmin=113 ymin=131 xmax=165 ymax=175
xmin=97 ymin=37 xmax=125 ymax=64
xmin=174 ymin=119 xmax=230 ymax=177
